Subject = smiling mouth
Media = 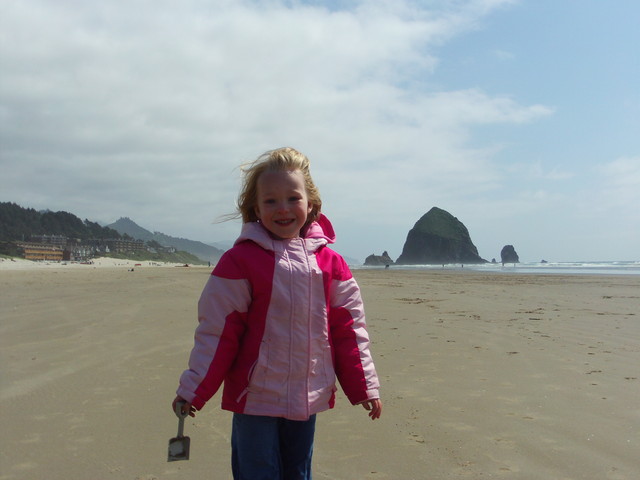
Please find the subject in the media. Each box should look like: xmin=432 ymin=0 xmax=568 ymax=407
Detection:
xmin=275 ymin=219 xmax=295 ymax=226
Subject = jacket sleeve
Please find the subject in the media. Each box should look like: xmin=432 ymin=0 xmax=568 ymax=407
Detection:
xmin=328 ymin=261 xmax=380 ymax=405
xmin=176 ymin=251 xmax=251 ymax=410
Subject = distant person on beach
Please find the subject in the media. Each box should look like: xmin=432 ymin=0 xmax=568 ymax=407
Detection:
xmin=172 ymin=147 xmax=382 ymax=479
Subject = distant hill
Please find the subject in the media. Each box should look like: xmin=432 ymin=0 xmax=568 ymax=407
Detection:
xmin=106 ymin=217 xmax=224 ymax=263
xmin=342 ymin=255 xmax=362 ymax=266
xmin=106 ymin=217 xmax=154 ymax=241
xmin=0 ymin=201 xmax=121 ymax=241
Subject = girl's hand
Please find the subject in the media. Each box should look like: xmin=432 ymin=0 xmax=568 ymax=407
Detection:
xmin=172 ymin=395 xmax=196 ymax=418
xmin=360 ymin=398 xmax=382 ymax=420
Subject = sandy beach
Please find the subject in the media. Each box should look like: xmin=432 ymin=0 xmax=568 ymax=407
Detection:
xmin=1 ymin=262 xmax=638 ymax=479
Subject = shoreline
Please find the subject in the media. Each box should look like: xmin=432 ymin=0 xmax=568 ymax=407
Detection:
xmin=3 ymin=255 xmax=639 ymax=276
xmin=355 ymin=261 xmax=640 ymax=276
xmin=0 ymin=256 xmax=202 ymax=271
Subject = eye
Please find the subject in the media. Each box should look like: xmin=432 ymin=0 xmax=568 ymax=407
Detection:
xmin=289 ymin=196 xmax=302 ymax=202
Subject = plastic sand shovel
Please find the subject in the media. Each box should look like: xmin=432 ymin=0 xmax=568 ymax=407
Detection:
xmin=167 ymin=401 xmax=190 ymax=462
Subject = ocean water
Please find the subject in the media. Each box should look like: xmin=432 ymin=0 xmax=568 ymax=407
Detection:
xmin=356 ymin=261 xmax=640 ymax=276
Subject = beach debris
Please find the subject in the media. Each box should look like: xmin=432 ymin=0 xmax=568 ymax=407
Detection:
xmin=167 ymin=401 xmax=190 ymax=462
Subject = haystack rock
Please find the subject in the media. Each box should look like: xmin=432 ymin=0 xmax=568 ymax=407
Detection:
xmin=396 ymin=207 xmax=486 ymax=265
xmin=500 ymin=245 xmax=519 ymax=265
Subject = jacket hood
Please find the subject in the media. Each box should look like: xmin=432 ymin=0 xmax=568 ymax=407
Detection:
xmin=236 ymin=213 xmax=336 ymax=252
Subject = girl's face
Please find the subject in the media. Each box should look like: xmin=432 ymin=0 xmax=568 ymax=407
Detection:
xmin=254 ymin=169 xmax=313 ymax=239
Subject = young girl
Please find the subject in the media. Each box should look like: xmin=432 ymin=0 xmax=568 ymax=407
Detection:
xmin=172 ymin=147 xmax=382 ymax=479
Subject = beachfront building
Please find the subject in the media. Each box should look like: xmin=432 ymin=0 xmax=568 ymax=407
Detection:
xmin=63 ymin=245 xmax=94 ymax=262
xmin=29 ymin=234 xmax=68 ymax=247
xmin=15 ymin=237 xmax=147 ymax=262
xmin=102 ymin=238 xmax=146 ymax=254
xmin=20 ymin=243 xmax=64 ymax=261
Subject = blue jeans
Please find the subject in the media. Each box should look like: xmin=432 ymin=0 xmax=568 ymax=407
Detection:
xmin=231 ymin=413 xmax=316 ymax=480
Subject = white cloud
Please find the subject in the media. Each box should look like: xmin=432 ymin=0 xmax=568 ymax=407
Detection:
xmin=596 ymin=156 xmax=640 ymax=212
xmin=1 ymin=0 xmax=558 ymax=258
xmin=493 ymin=49 xmax=515 ymax=60
xmin=507 ymin=161 xmax=574 ymax=181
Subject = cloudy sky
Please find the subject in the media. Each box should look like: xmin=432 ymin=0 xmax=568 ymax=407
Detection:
xmin=1 ymin=0 xmax=638 ymax=262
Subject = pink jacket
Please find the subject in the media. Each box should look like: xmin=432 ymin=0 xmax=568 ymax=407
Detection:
xmin=177 ymin=215 xmax=380 ymax=421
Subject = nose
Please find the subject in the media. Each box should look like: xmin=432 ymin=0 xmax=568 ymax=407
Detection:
xmin=275 ymin=200 xmax=289 ymax=213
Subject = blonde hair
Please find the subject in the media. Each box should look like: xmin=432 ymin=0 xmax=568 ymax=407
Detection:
xmin=237 ymin=147 xmax=322 ymax=227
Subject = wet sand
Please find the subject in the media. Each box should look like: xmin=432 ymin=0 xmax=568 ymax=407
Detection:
xmin=1 ymin=264 xmax=638 ymax=479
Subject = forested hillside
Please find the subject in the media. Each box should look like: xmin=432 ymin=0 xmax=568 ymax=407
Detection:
xmin=0 ymin=202 xmax=123 ymax=241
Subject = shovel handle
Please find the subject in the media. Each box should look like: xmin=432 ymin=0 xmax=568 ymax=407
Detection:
xmin=175 ymin=401 xmax=188 ymax=438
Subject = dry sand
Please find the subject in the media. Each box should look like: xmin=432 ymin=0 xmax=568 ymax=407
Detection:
xmin=1 ymin=263 xmax=638 ymax=479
